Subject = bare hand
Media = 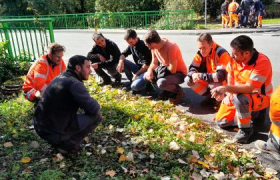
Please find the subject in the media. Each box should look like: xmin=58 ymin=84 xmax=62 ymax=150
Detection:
xmin=132 ymin=75 xmax=138 ymax=82
xmin=192 ymin=73 xmax=201 ymax=83
xmin=145 ymin=70 xmax=154 ymax=82
xmin=222 ymin=94 xmax=233 ymax=106
xmin=99 ymin=54 xmax=106 ymax=62
xmin=211 ymin=86 xmax=226 ymax=99
xmin=116 ymin=61 xmax=124 ymax=73
xmin=92 ymin=63 xmax=98 ymax=69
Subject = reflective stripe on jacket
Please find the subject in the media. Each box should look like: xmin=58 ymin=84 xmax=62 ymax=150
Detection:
xmin=188 ymin=42 xmax=231 ymax=83
xmin=226 ymin=50 xmax=273 ymax=97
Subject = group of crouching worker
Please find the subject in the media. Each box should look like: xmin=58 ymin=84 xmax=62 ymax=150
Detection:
xmin=22 ymin=29 xmax=280 ymax=160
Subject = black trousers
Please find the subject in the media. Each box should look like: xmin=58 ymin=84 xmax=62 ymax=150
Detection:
xmin=34 ymin=111 xmax=102 ymax=150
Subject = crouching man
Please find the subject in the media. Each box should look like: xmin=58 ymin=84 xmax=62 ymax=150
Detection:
xmin=33 ymin=55 xmax=102 ymax=153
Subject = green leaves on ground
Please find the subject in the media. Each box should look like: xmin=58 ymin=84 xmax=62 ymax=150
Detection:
xmin=0 ymin=77 xmax=278 ymax=179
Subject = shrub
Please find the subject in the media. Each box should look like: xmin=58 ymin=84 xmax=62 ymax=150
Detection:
xmin=0 ymin=41 xmax=31 ymax=84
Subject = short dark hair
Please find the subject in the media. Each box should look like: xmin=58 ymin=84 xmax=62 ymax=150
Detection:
xmin=197 ymin=33 xmax=213 ymax=44
xmin=230 ymin=35 xmax=254 ymax=52
xmin=144 ymin=29 xmax=161 ymax=44
xmin=67 ymin=55 xmax=88 ymax=71
xmin=92 ymin=32 xmax=104 ymax=41
xmin=48 ymin=43 xmax=65 ymax=55
xmin=124 ymin=29 xmax=137 ymax=41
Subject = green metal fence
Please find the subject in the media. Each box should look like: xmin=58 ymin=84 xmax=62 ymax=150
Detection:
xmin=0 ymin=18 xmax=55 ymax=61
xmin=0 ymin=10 xmax=194 ymax=30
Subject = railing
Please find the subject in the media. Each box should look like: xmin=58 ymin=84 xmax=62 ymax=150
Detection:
xmin=0 ymin=18 xmax=55 ymax=61
xmin=0 ymin=10 xmax=194 ymax=30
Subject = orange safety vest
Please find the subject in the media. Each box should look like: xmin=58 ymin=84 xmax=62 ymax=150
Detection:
xmin=227 ymin=51 xmax=273 ymax=97
xmin=228 ymin=2 xmax=239 ymax=13
xmin=191 ymin=42 xmax=231 ymax=83
xmin=23 ymin=55 xmax=66 ymax=94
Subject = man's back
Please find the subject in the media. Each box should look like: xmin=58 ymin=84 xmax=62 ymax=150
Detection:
xmin=34 ymin=71 xmax=100 ymax=135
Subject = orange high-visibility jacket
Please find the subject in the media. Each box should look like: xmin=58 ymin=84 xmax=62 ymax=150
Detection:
xmin=226 ymin=50 xmax=273 ymax=97
xmin=188 ymin=42 xmax=231 ymax=83
xmin=228 ymin=2 xmax=239 ymax=13
xmin=23 ymin=55 xmax=66 ymax=93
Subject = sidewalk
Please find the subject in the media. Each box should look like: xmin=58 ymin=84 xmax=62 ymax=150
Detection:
xmin=55 ymin=24 xmax=280 ymax=35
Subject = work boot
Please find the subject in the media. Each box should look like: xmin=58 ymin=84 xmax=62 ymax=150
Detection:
xmin=114 ymin=73 xmax=122 ymax=84
xmin=169 ymin=88 xmax=185 ymax=105
xmin=200 ymin=95 xmax=216 ymax=107
xmin=233 ymin=128 xmax=253 ymax=143
xmin=98 ymin=78 xmax=112 ymax=86
xmin=158 ymin=90 xmax=170 ymax=100
xmin=254 ymin=140 xmax=280 ymax=160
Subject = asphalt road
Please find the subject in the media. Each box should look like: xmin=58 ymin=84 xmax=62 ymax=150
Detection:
xmin=55 ymin=30 xmax=280 ymax=175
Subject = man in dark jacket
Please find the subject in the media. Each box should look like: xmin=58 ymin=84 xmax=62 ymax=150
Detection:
xmin=87 ymin=32 xmax=122 ymax=86
xmin=33 ymin=55 xmax=102 ymax=153
xmin=240 ymin=0 xmax=253 ymax=27
xmin=117 ymin=29 xmax=152 ymax=92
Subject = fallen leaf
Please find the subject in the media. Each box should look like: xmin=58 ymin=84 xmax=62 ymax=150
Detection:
xmin=214 ymin=172 xmax=225 ymax=180
xmin=121 ymin=166 xmax=128 ymax=173
xmin=142 ymin=168 xmax=149 ymax=174
xmin=131 ymin=128 xmax=136 ymax=133
xmin=191 ymin=172 xmax=202 ymax=180
xmin=116 ymin=128 xmax=124 ymax=132
xmin=169 ymin=141 xmax=180 ymax=150
xmin=265 ymin=168 xmax=278 ymax=174
xmin=252 ymin=170 xmax=262 ymax=178
xmin=192 ymin=150 xmax=200 ymax=159
xmin=86 ymin=152 xmax=92 ymax=156
xmin=119 ymin=154 xmax=126 ymax=162
xmin=105 ymin=170 xmax=116 ymax=178
xmin=117 ymin=147 xmax=125 ymax=154
xmin=60 ymin=162 xmax=66 ymax=169
xmin=189 ymin=134 xmax=195 ymax=142
xmin=198 ymin=160 xmax=210 ymax=169
xmin=21 ymin=157 xmax=31 ymax=164
xmin=189 ymin=155 xmax=198 ymax=163
xmin=200 ymin=169 xmax=211 ymax=178
xmin=101 ymin=149 xmax=106 ymax=154
xmin=4 ymin=142 xmax=13 ymax=148
xmin=204 ymin=155 xmax=214 ymax=163
xmin=126 ymin=152 xmax=134 ymax=162
xmin=30 ymin=141 xmax=39 ymax=149
xmin=178 ymin=158 xmax=187 ymax=164
xmin=172 ymin=174 xmax=180 ymax=180
xmin=53 ymin=153 xmax=64 ymax=162
xmin=233 ymin=166 xmax=240 ymax=177
xmin=150 ymin=153 xmax=155 ymax=159
xmin=161 ymin=177 xmax=171 ymax=180
xmin=84 ymin=136 xmax=90 ymax=143
xmin=134 ymin=114 xmax=140 ymax=119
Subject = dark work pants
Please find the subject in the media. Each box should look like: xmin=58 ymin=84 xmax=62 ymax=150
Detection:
xmin=34 ymin=111 xmax=102 ymax=150
xmin=94 ymin=63 xmax=119 ymax=82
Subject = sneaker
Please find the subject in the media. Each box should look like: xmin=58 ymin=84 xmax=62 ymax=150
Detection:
xmin=233 ymin=128 xmax=253 ymax=143
xmin=254 ymin=140 xmax=280 ymax=160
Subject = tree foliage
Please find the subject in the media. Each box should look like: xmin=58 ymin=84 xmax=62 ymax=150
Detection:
xmin=0 ymin=0 xmax=95 ymax=16
xmin=94 ymin=0 xmax=163 ymax=12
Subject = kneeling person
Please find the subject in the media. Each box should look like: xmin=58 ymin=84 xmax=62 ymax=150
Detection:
xmin=143 ymin=30 xmax=187 ymax=105
xmin=33 ymin=55 xmax=102 ymax=153
xmin=211 ymin=35 xmax=273 ymax=143
xmin=87 ymin=32 xmax=122 ymax=86
xmin=185 ymin=33 xmax=230 ymax=110
xmin=117 ymin=29 xmax=152 ymax=92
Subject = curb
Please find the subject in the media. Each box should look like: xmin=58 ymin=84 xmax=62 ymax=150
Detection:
xmin=54 ymin=28 xmax=279 ymax=35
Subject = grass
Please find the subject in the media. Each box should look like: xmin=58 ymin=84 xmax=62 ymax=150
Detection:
xmin=262 ymin=18 xmax=280 ymax=24
xmin=0 ymin=76 xmax=278 ymax=179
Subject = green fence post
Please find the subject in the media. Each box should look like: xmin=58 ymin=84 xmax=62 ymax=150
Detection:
xmin=48 ymin=20 xmax=55 ymax=43
xmin=145 ymin=12 xmax=147 ymax=29
xmin=166 ymin=11 xmax=170 ymax=29
xmin=2 ymin=22 xmax=13 ymax=59
xmin=82 ymin=14 xmax=86 ymax=29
